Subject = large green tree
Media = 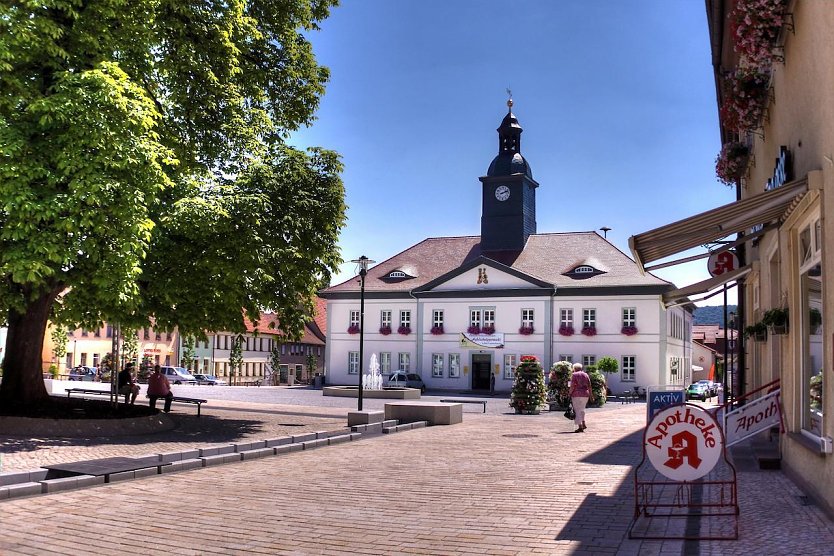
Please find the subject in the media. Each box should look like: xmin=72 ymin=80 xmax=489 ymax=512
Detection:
xmin=0 ymin=0 xmax=345 ymax=407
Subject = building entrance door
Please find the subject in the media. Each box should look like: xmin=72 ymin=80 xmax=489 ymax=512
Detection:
xmin=472 ymin=354 xmax=492 ymax=391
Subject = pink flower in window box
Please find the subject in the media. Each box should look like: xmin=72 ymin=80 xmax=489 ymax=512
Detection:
xmin=397 ymin=325 xmax=411 ymax=335
xmin=467 ymin=325 xmax=481 ymax=334
xmin=518 ymin=326 xmax=534 ymax=335
xmin=379 ymin=325 xmax=392 ymax=335
xmin=430 ymin=325 xmax=444 ymax=335
xmin=347 ymin=324 xmax=360 ymax=334
xmin=558 ymin=325 xmax=574 ymax=336
xmin=581 ymin=326 xmax=597 ymax=337
xmin=621 ymin=326 xmax=638 ymax=336
xmin=481 ymin=325 xmax=495 ymax=335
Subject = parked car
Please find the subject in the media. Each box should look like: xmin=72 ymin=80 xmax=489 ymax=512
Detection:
xmin=696 ymin=380 xmax=716 ymax=397
xmin=68 ymin=366 xmax=98 ymax=381
xmin=159 ymin=366 xmax=197 ymax=385
xmin=193 ymin=374 xmax=227 ymax=386
xmin=387 ymin=371 xmax=426 ymax=392
xmin=686 ymin=382 xmax=709 ymax=401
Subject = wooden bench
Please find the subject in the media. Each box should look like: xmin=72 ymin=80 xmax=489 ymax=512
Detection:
xmin=66 ymin=388 xmax=116 ymax=399
xmin=145 ymin=395 xmax=208 ymax=417
xmin=440 ymin=399 xmax=486 ymax=413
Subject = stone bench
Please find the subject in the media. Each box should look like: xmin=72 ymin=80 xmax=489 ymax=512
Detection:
xmin=384 ymin=401 xmax=462 ymax=426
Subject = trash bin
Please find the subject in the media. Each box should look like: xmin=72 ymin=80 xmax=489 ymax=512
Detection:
xmin=314 ymin=375 xmax=323 ymax=389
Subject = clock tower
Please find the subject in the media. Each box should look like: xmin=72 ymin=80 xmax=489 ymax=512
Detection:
xmin=479 ymin=100 xmax=539 ymax=252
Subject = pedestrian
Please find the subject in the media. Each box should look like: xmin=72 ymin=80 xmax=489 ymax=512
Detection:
xmin=569 ymin=362 xmax=594 ymax=433
xmin=117 ymin=362 xmax=140 ymax=405
xmin=147 ymin=364 xmax=174 ymax=413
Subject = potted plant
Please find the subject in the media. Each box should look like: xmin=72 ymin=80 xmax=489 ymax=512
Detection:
xmin=397 ymin=325 xmax=411 ymax=335
xmin=621 ymin=325 xmax=638 ymax=336
xmin=744 ymin=321 xmax=768 ymax=341
xmin=467 ymin=325 xmax=481 ymax=334
xmin=581 ymin=325 xmax=597 ymax=337
xmin=762 ymin=307 xmax=789 ymax=335
xmin=810 ymin=308 xmax=822 ymax=335
xmin=481 ymin=325 xmax=495 ymax=335
xmin=558 ymin=325 xmax=574 ymax=336
xmin=379 ymin=325 xmax=392 ymax=335
xmin=715 ymin=142 xmax=750 ymax=186
xmin=347 ymin=324 xmax=360 ymax=335
xmin=518 ymin=325 xmax=534 ymax=335
xmin=430 ymin=325 xmax=444 ymax=335
xmin=509 ymin=355 xmax=546 ymax=414
xmin=547 ymin=360 xmax=572 ymax=410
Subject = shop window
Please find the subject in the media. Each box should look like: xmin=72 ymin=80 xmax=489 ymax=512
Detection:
xmin=432 ymin=353 xmax=444 ymax=377
xmin=801 ymin=262 xmax=823 ymax=435
xmin=504 ymin=354 xmax=517 ymax=379
xmin=449 ymin=354 xmax=460 ymax=378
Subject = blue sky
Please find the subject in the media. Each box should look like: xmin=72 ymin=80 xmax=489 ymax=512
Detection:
xmin=290 ymin=1 xmax=736 ymax=305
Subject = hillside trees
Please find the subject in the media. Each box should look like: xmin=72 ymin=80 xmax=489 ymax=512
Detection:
xmin=0 ymin=0 xmax=345 ymax=408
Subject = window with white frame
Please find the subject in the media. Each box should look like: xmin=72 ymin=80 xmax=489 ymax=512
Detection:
xmin=504 ymin=354 xmax=517 ymax=379
xmin=622 ymin=307 xmax=636 ymax=327
xmin=622 ymin=355 xmax=635 ymax=381
xmin=432 ymin=310 xmax=444 ymax=328
xmin=521 ymin=309 xmax=534 ymax=328
xmin=398 ymin=352 xmax=410 ymax=371
xmin=558 ymin=354 xmax=573 ymax=363
xmin=483 ymin=309 xmax=495 ymax=328
xmin=380 ymin=352 xmax=392 ymax=374
xmin=469 ymin=307 xmax=496 ymax=328
xmin=380 ymin=310 xmax=392 ymax=328
xmin=432 ymin=353 xmax=444 ymax=377
xmin=582 ymin=355 xmax=596 ymax=368
xmin=399 ymin=310 xmax=411 ymax=329
xmin=470 ymin=309 xmax=482 ymax=328
xmin=560 ymin=308 xmax=573 ymax=328
xmin=350 ymin=310 xmax=360 ymax=327
xmin=348 ymin=352 xmax=359 ymax=374
xmin=582 ymin=309 xmax=596 ymax=329
xmin=449 ymin=354 xmax=460 ymax=378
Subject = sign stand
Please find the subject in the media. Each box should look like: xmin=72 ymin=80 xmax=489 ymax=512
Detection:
xmin=629 ymin=402 xmax=739 ymax=540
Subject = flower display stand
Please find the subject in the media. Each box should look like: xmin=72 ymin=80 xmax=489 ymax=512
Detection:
xmin=509 ymin=356 xmax=546 ymax=415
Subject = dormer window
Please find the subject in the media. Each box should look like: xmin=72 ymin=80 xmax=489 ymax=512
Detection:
xmin=564 ymin=264 xmax=604 ymax=280
xmin=574 ymin=266 xmax=595 ymax=273
xmin=388 ymin=271 xmax=407 ymax=279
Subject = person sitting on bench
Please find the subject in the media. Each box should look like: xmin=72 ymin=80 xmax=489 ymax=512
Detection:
xmin=118 ymin=363 xmax=140 ymax=405
xmin=147 ymin=364 xmax=173 ymax=413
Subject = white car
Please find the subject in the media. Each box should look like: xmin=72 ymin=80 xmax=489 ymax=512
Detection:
xmin=193 ymin=374 xmax=227 ymax=386
xmin=159 ymin=366 xmax=197 ymax=385
xmin=386 ymin=371 xmax=426 ymax=392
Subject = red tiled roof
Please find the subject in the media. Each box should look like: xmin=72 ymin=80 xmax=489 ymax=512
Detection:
xmin=323 ymin=232 xmax=671 ymax=294
xmin=313 ymin=297 xmax=327 ymax=336
xmin=243 ymin=312 xmax=325 ymax=346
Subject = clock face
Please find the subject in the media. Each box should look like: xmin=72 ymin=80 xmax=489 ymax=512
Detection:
xmin=495 ymin=185 xmax=510 ymax=201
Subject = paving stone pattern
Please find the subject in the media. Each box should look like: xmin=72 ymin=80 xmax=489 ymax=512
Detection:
xmin=1 ymin=392 xmax=833 ymax=554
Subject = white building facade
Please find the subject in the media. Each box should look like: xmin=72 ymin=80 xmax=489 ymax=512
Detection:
xmin=323 ymin=105 xmax=692 ymax=394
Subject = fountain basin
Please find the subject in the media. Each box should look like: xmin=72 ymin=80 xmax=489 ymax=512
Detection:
xmin=322 ymin=386 xmax=421 ymax=399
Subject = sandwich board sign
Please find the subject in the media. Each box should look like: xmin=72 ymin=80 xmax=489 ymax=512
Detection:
xmin=645 ymin=404 xmax=724 ymax=481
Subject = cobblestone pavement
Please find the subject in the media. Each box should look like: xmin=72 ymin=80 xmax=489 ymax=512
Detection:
xmin=1 ymin=390 xmax=834 ymax=555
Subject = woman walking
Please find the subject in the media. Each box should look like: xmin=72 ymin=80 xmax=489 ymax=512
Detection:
xmin=569 ymin=362 xmax=594 ymax=432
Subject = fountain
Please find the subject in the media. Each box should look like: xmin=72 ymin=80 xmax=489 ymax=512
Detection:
xmin=323 ymin=352 xmax=420 ymax=399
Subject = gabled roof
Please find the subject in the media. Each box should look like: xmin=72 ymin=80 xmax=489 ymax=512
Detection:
xmin=322 ymin=232 xmax=672 ymax=295
xmin=243 ymin=312 xmax=325 ymax=346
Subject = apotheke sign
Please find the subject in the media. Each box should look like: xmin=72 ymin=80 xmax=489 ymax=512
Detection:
xmin=645 ymin=405 xmax=723 ymax=481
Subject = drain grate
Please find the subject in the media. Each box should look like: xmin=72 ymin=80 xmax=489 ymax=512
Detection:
xmin=502 ymin=433 xmax=539 ymax=438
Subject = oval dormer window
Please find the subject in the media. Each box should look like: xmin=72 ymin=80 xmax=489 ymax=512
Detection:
xmin=388 ymin=271 xmax=407 ymax=279
xmin=574 ymin=266 xmax=595 ymax=274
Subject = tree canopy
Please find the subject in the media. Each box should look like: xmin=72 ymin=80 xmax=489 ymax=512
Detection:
xmin=0 ymin=0 xmax=345 ymax=406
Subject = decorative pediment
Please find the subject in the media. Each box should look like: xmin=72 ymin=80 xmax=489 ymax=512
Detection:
xmin=413 ymin=256 xmax=551 ymax=293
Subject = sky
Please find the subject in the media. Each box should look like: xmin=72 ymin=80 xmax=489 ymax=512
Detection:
xmin=289 ymin=0 xmax=737 ymax=305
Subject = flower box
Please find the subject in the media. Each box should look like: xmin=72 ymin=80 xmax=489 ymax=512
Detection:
xmin=719 ymin=70 xmax=770 ymax=134
xmin=730 ymin=0 xmax=787 ymax=68
xmin=379 ymin=325 xmax=392 ymax=335
xmin=481 ymin=325 xmax=495 ymax=335
xmin=518 ymin=326 xmax=534 ymax=335
xmin=715 ymin=142 xmax=750 ymax=186
xmin=430 ymin=325 xmax=444 ymax=335
xmin=347 ymin=324 xmax=360 ymax=335
xmin=558 ymin=325 xmax=574 ymax=336
xmin=621 ymin=325 xmax=638 ymax=336
xmin=397 ymin=325 xmax=411 ymax=335
xmin=744 ymin=322 xmax=767 ymax=341
xmin=467 ymin=325 xmax=481 ymax=334
xmin=581 ymin=326 xmax=597 ymax=337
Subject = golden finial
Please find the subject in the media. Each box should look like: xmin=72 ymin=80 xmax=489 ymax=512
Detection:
xmin=506 ymin=87 xmax=513 ymax=110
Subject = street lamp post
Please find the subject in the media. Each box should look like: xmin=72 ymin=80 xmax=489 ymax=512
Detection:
xmin=352 ymin=256 xmax=374 ymax=411
xmin=728 ymin=311 xmax=736 ymax=405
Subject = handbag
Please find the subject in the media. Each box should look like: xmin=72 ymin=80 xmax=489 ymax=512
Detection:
xmin=563 ymin=403 xmax=575 ymax=420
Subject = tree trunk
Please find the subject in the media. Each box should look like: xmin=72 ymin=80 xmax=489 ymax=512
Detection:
xmin=0 ymin=290 xmax=60 ymax=408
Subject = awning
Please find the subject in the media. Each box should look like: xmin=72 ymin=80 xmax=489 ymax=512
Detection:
xmin=662 ymin=265 xmax=751 ymax=306
xmin=629 ymin=177 xmax=808 ymax=271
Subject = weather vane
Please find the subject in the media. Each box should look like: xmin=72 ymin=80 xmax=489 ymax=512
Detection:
xmin=506 ymin=87 xmax=513 ymax=109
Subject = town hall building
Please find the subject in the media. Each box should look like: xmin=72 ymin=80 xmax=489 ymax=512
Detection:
xmin=321 ymin=102 xmax=694 ymax=394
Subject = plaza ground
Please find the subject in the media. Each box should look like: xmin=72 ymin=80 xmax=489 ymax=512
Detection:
xmin=1 ymin=386 xmax=833 ymax=555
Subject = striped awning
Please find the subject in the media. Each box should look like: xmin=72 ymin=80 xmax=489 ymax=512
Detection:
xmin=629 ymin=177 xmax=809 ymax=271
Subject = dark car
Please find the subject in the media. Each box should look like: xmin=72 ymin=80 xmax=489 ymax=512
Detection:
xmin=193 ymin=373 xmax=227 ymax=386
xmin=696 ymin=380 xmax=716 ymax=397
xmin=387 ymin=371 xmax=426 ymax=393
xmin=686 ymin=382 xmax=709 ymax=401
xmin=68 ymin=366 xmax=98 ymax=381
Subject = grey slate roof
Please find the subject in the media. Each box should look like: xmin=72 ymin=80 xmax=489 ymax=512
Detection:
xmin=323 ymin=232 xmax=672 ymax=295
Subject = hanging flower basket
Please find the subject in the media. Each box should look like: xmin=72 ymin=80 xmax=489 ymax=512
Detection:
xmin=744 ymin=322 xmax=767 ymax=341
xmin=518 ymin=325 xmax=534 ymax=335
xmin=621 ymin=325 xmax=638 ymax=336
xmin=347 ymin=324 xmax=360 ymax=335
xmin=730 ymin=0 xmax=787 ymax=68
xmin=720 ymin=70 xmax=770 ymax=134
xmin=558 ymin=325 xmax=574 ymax=336
xmin=762 ymin=307 xmax=789 ymax=335
xmin=397 ymin=325 xmax=411 ymax=336
xmin=467 ymin=325 xmax=481 ymax=334
xmin=715 ymin=142 xmax=750 ymax=186
xmin=430 ymin=325 xmax=444 ymax=335
xmin=481 ymin=325 xmax=495 ymax=335
xmin=581 ymin=326 xmax=597 ymax=337
xmin=379 ymin=325 xmax=392 ymax=335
